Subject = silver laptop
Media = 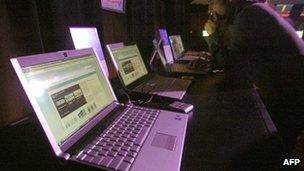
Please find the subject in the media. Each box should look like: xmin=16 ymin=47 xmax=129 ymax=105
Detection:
xmin=106 ymin=43 xmax=192 ymax=100
xmin=169 ymin=35 xmax=206 ymax=61
xmin=152 ymin=39 xmax=209 ymax=75
xmin=11 ymin=48 xmax=188 ymax=171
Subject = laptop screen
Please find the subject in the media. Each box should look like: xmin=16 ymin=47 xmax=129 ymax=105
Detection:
xmin=111 ymin=45 xmax=148 ymax=86
xmin=169 ymin=35 xmax=185 ymax=59
xmin=21 ymin=54 xmax=115 ymax=146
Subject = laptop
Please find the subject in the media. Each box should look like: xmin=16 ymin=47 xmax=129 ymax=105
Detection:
xmin=106 ymin=43 xmax=192 ymax=100
xmin=11 ymin=48 xmax=188 ymax=171
xmin=169 ymin=35 xmax=211 ymax=62
xmin=152 ymin=39 xmax=210 ymax=75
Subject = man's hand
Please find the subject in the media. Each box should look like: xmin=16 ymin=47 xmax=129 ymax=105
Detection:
xmin=204 ymin=20 xmax=217 ymax=35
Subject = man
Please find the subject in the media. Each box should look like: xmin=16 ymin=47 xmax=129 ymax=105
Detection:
xmin=205 ymin=0 xmax=304 ymax=151
xmin=204 ymin=2 xmax=228 ymax=72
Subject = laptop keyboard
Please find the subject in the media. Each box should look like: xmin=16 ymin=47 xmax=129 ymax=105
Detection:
xmin=76 ymin=105 xmax=160 ymax=171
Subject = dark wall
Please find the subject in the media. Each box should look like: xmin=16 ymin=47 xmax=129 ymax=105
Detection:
xmin=0 ymin=0 xmax=193 ymax=126
xmin=0 ymin=0 xmax=44 ymax=127
xmin=189 ymin=4 xmax=209 ymax=51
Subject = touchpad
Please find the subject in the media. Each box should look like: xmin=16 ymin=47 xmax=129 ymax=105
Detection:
xmin=151 ymin=132 xmax=177 ymax=151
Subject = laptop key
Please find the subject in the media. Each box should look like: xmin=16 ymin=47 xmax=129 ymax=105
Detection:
xmin=105 ymin=134 xmax=114 ymax=138
xmin=127 ymin=137 xmax=136 ymax=142
xmin=118 ymin=150 xmax=128 ymax=157
xmin=124 ymin=156 xmax=135 ymax=164
xmin=125 ymin=141 xmax=133 ymax=147
xmin=99 ymin=149 xmax=108 ymax=156
xmin=134 ymin=126 xmax=150 ymax=146
xmin=108 ymin=151 xmax=118 ymax=157
xmin=103 ymin=145 xmax=112 ymax=151
xmin=92 ymin=146 xmax=102 ymax=152
xmin=110 ymin=137 xmax=119 ymax=142
xmin=118 ymin=162 xmax=131 ymax=171
xmin=109 ymin=156 xmax=124 ymax=170
xmin=83 ymin=148 xmax=92 ymax=154
xmin=91 ymin=155 xmax=104 ymax=165
xmin=130 ymin=133 xmax=137 ymax=138
xmin=130 ymin=145 xmax=140 ymax=153
xmin=118 ymin=138 xmax=127 ymax=143
xmin=88 ymin=150 xmax=99 ymax=156
xmin=112 ymin=146 xmax=121 ymax=152
xmin=82 ymin=155 xmax=94 ymax=163
xmin=99 ymin=156 xmax=114 ymax=167
xmin=115 ymin=142 xmax=124 ymax=147
xmin=121 ymin=146 xmax=131 ymax=151
xmin=127 ymin=151 xmax=137 ymax=158
xmin=101 ymin=138 xmax=110 ymax=142
xmin=97 ymin=141 xmax=107 ymax=147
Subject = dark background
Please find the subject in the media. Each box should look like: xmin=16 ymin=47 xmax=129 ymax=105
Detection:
xmin=0 ymin=0 xmax=209 ymax=127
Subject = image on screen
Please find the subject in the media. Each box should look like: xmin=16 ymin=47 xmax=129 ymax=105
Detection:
xmin=111 ymin=45 xmax=148 ymax=86
xmin=170 ymin=35 xmax=185 ymax=58
xmin=22 ymin=55 xmax=115 ymax=145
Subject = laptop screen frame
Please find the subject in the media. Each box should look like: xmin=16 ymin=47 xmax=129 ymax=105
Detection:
xmin=107 ymin=43 xmax=151 ymax=90
xmin=10 ymin=48 xmax=118 ymax=157
xmin=169 ymin=35 xmax=185 ymax=60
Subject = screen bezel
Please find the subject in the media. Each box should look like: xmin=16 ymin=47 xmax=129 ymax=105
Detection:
xmin=101 ymin=0 xmax=126 ymax=14
xmin=10 ymin=48 xmax=118 ymax=157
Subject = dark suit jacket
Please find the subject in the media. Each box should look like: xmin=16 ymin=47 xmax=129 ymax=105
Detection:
xmin=227 ymin=2 xmax=304 ymax=145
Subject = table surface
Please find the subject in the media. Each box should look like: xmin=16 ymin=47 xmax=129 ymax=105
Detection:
xmin=0 ymin=75 xmax=286 ymax=170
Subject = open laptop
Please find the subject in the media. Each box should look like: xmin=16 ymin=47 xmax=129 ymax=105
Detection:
xmin=106 ymin=43 xmax=192 ymax=100
xmin=169 ymin=35 xmax=211 ymax=62
xmin=11 ymin=48 xmax=188 ymax=171
xmin=152 ymin=39 xmax=210 ymax=75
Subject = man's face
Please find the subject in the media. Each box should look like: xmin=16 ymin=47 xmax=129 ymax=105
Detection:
xmin=212 ymin=0 xmax=227 ymax=16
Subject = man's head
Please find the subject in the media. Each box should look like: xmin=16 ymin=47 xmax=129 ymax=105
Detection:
xmin=212 ymin=0 xmax=228 ymax=16
xmin=211 ymin=0 xmax=250 ymax=16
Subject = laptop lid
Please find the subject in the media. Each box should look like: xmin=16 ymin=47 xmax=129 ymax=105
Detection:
xmin=107 ymin=44 xmax=149 ymax=89
xmin=10 ymin=48 xmax=118 ymax=158
xmin=152 ymin=39 xmax=168 ymax=67
xmin=158 ymin=29 xmax=174 ymax=64
xmin=69 ymin=27 xmax=110 ymax=78
xmin=169 ymin=35 xmax=185 ymax=60
xmin=158 ymin=29 xmax=170 ymax=46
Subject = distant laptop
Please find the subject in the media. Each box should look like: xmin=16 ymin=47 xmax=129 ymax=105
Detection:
xmin=11 ymin=48 xmax=188 ymax=171
xmin=107 ymin=43 xmax=192 ymax=100
xmin=69 ymin=27 xmax=109 ymax=78
xmin=152 ymin=39 xmax=210 ymax=75
xmin=169 ymin=35 xmax=204 ymax=62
